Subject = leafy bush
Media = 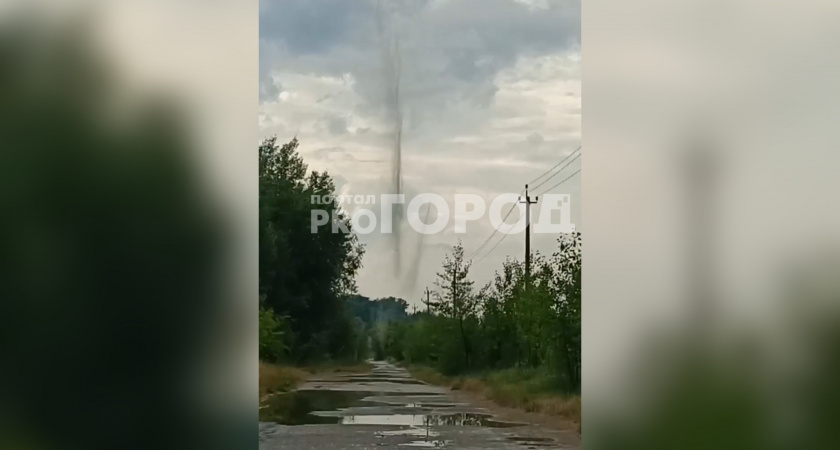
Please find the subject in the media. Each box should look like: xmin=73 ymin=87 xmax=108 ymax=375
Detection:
xmin=259 ymin=305 xmax=289 ymax=362
xmin=375 ymin=234 xmax=582 ymax=393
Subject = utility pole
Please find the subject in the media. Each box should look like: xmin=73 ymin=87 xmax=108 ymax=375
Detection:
xmin=423 ymin=287 xmax=431 ymax=313
xmin=519 ymin=184 xmax=539 ymax=286
xmin=684 ymin=136 xmax=718 ymax=342
xmin=452 ymin=266 xmax=458 ymax=318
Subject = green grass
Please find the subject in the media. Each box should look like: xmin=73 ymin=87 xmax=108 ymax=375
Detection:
xmin=409 ymin=365 xmax=581 ymax=427
xmin=259 ymin=361 xmax=373 ymax=404
xmin=259 ymin=363 xmax=308 ymax=400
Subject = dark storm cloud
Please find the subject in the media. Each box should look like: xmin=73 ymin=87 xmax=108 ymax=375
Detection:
xmin=260 ymin=0 xmax=580 ymax=120
xmin=259 ymin=0 xmax=373 ymax=55
xmin=259 ymin=0 xmax=581 ymax=300
xmin=259 ymin=76 xmax=280 ymax=103
xmin=259 ymin=42 xmax=281 ymax=103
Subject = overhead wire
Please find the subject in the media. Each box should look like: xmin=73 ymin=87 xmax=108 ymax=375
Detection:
xmin=526 ymin=146 xmax=581 ymax=186
xmin=471 ymin=147 xmax=582 ymax=264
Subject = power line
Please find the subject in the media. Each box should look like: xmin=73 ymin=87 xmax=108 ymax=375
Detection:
xmin=469 ymin=147 xmax=581 ymax=264
xmin=530 ymin=151 xmax=581 ymax=192
xmin=474 ymin=157 xmax=582 ymax=265
xmin=473 ymin=228 xmax=511 ymax=266
xmin=474 ymin=217 xmax=524 ymax=266
xmin=527 ymin=146 xmax=581 ymax=186
xmin=534 ymin=167 xmax=581 ymax=197
xmin=467 ymin=188 xmax=523 ymax=260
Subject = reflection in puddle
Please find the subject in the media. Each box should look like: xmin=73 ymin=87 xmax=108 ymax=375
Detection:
xmin=263 ymin=388 xmax=526 ymax=428
xmin=376 ymin=425 xmax=450 ymax=448
xmin=259 ymin=390 xmax=372 ymax=425
xmin=401 ymin=439 xmax=451 ymax=447
xmin=342 ymin=413 xmax=523 ymax=428
xmin=403 ymin=402 xmax=457 ymax=409
xmin=377 ymin=428 xmax=439 ymax=438
xmin=506 ymin=436 xmax=559 ymax=448
xmin=339 ymin=377 xmax=425 ymax=385
xmin=366 ymin=395 xmax=455 ymax=406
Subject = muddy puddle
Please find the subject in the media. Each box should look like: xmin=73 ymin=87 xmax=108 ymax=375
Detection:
xmin=334 ymin=377 xmax=426 ymax=385
xmin=259 ymin=362 xmax=577 ymax=449
xmin=506 ymin=436 xmax=559 ymax=448
xmin=261 ymin=389 xmax=526 ymax=429
xmin=400 ymin=440 xmax=451 ymax=447
xmin=259 ymin=390 xmax=370 ymax=424
xmin=336 ymin=412 xmax=524 ymax=428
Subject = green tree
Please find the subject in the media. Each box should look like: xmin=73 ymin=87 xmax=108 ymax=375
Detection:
xmin=258 ymin=136 xmax=366 ymax=362
xmin=375 ymin=234 xmax=582 ymax=393
xmin=433 ymin=240 xmax=477 ymax=370
xmin=546 ymin=231 xmax=582 ymax=389
xmin=259 ymin=301 xmax=289 ymax=362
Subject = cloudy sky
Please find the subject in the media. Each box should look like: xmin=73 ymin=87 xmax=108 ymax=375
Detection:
xmin=259 ymin=0 xmax=581 ymax=306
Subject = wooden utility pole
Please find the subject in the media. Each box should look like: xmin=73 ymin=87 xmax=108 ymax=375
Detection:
xmin=519 ymin=184 xmax=539 ymax=285
xmin=684 ymin=138 xmax=718 ymax=340
xmin=422 ymin=287 xmax=431 ymax=313
xmin=452 ymin=266 xmax=458 ymax=318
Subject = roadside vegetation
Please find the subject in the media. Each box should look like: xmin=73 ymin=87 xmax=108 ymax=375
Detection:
xmin=257 ymin=137 xmax=406 ymax=400
xmin=259 ymin=361 xmax=373 ymax=404
xmin=259 ymin=363 xmax=307 ymax=401
xmin=257 ymin=137 xmax=582 ymax=428
xmin=373 ymin=236 xmax=582 ymax=426
xmin=258 ymin=136 xmax=373 ymax=400
xmin=258 ymin=137 xmax=368 ymax=365
xmin=411 ymin=366 xmax=581 ymax=425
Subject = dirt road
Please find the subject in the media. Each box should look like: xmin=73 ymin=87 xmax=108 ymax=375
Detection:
xmin=259 ymin=361 xmax=580 ymax=449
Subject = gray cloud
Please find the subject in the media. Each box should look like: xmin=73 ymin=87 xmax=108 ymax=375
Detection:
xmin=259 ymin=42 xmax=281 ymax=103
xmin=527 ymin=131 xmax=545 ymax=145
xmin=313 ymin=147 xmax=349 ymax=159
xmin=259 ymin=0 xmax=373 ymax=55
xmin=260 ymin=0 xmax=579 ymax=121
xmin=259 ymin=78 xmax=281 ymax=103
xmin=325 ymin=115 xmax=349 ymax=135
xmin=260 ymin=0 xmax=580 ymax=301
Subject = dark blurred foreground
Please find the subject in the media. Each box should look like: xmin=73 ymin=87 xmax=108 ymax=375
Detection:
xmin=5 ymin=1 xmax=840 ymax=449
xmin=0 ymin=7 xmax=254 ymax=450
xmin=584 ymin=0 xmax=840 ymax=448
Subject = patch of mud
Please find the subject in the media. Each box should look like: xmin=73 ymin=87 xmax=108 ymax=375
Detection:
xmin=337 ymin=377 xmax=426 ymax=385
xmin=400 ymin=439 xmax=451 ymax=447
xmin=263 ymin=387 xmax=526 ymax=428
xmin=259 ymin=390 xmax=372 ymax=425
xmin=506 ymin=435 xmax=563 ymax=448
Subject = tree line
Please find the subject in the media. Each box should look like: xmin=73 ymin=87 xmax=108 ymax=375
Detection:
xmin=258 ymin=136 xmax=415 ymax=364
xmin=258 ymin=136 xmax=582 ymax=395
xmin=374 ymin=234 xmax=581 ymax=393
xmin=258 ymin=136 xmax=368 ymax=363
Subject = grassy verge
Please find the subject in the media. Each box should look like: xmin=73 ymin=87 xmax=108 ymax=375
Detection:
xmin=258 ymin=361 xmax=373 ymax=404
xmin=409 ymin=366 xmax=581 ymax=428
xmin=259 ymin=363 xmax=308 ymax=401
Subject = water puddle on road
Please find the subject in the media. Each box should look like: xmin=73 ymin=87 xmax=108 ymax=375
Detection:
xmin=506 ymin=436 xmax=560 ymax=448
xmin=259 ymin=390 xmax=372 ymax=425
xmin=401 ymin=440 xmax=451 ymax=447
xmin=403 ymin=403 xmax=457 ymax=408
xmin=338 ymin=413 xmax=523 ymax=428
xmin=375 ymin=427 xmax=451 ymax=448
xmin=336 ymin=377 xmax=426 ymax=385
xmin=261 ymin=389 xmax=526 ymax=429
